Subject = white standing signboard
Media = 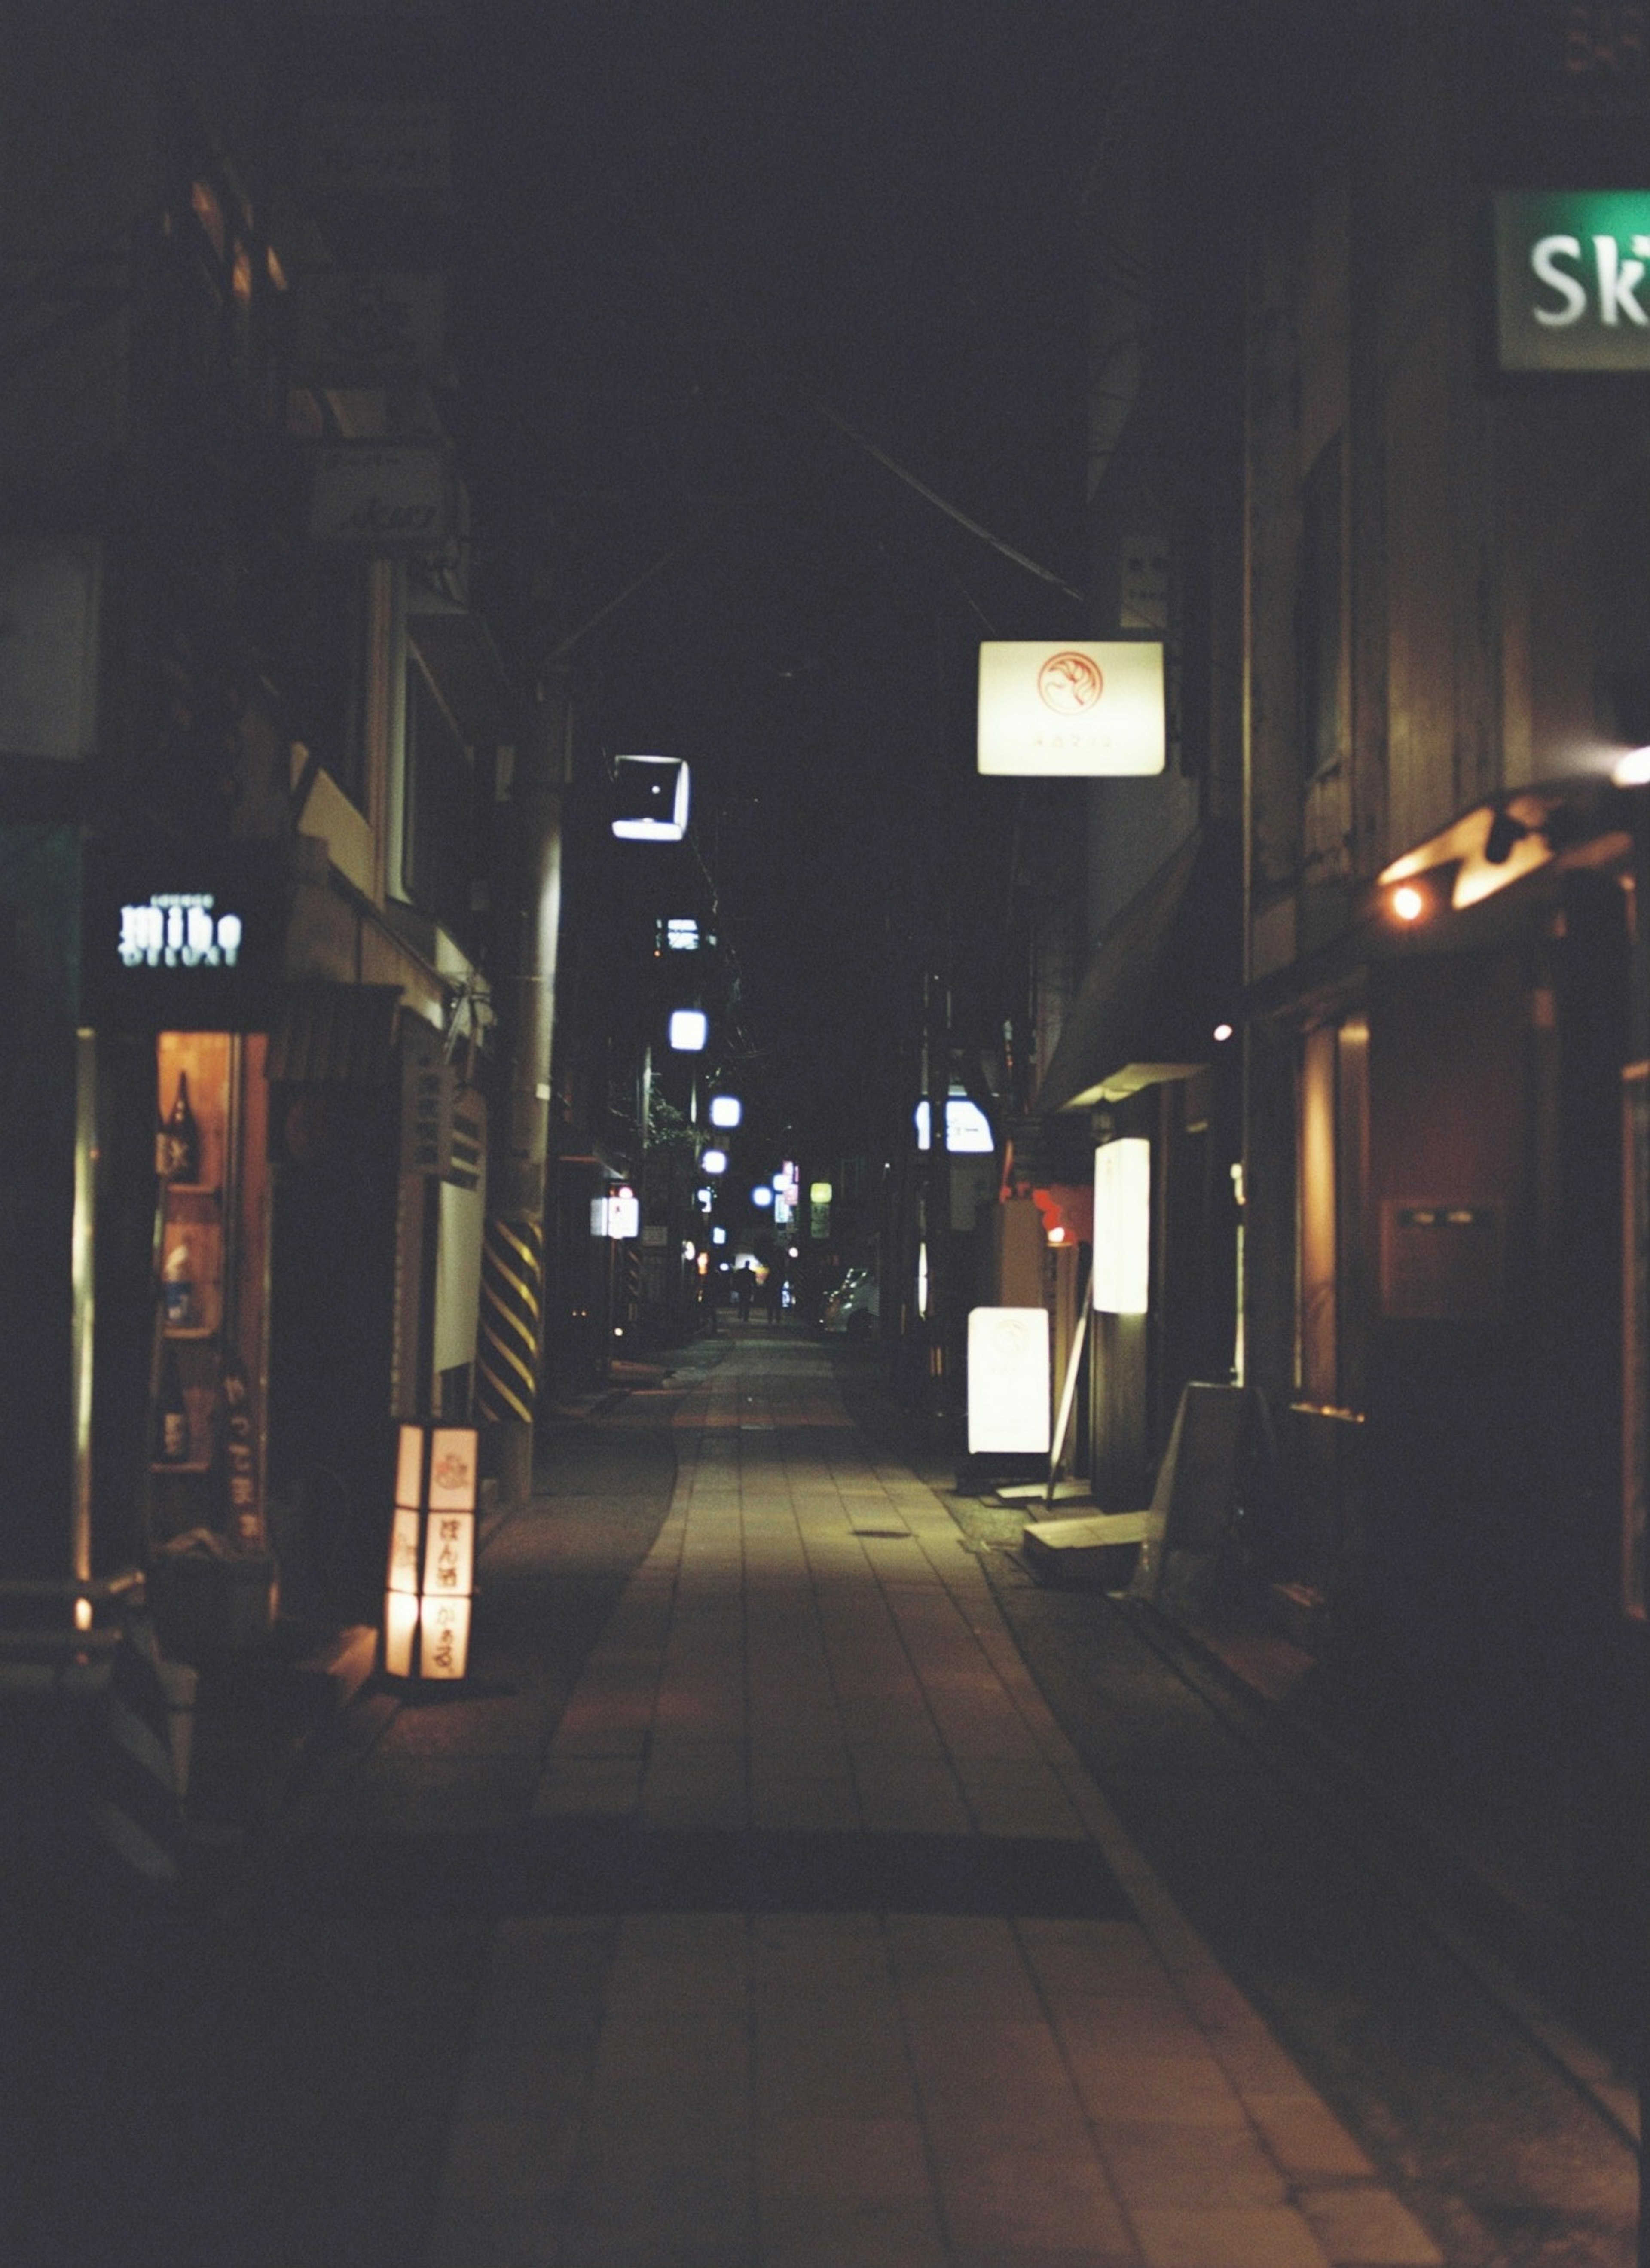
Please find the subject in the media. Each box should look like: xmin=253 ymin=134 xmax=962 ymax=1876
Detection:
xmin=967 ymin=1306 xmax=1052 ymax=1456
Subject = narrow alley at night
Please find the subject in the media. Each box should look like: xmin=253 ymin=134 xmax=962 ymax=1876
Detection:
xmin=3 ymin=1 xmax=1650 ymax=2262
xmin=11 ymin=1328 xmax=1637 ymax=2264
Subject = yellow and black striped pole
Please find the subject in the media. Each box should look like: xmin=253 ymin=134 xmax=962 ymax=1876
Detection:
xmin=482 ymin=672 xmax=568 ymax=1505
xmin=477 ymin=1214 xmax=544 ymax=1425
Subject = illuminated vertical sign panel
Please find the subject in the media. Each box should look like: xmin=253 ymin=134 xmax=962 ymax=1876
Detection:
xmin=1093 ymin=1139 xmax=1151 ymax=1315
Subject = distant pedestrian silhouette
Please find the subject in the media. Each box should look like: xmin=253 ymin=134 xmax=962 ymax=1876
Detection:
xmin=766 ymin=1264 xmax=784 ymax=1325
xmin=735 ymin=1267 xmax=755 ymax=1323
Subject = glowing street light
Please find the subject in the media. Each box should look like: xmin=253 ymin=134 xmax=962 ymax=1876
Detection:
xmin=752 ymin=1186 xmax=773 ymax=1209
xmin=669 ymin=1009 xmax=708 ymax=1051
xmin=701 ymin=1148 xmax=727 ymax=1175
xmin=709 ymin=1094 xmax=742 ymax=1129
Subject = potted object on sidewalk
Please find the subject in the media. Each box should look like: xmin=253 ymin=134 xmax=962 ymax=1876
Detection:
xmin=382 ymin=1423 xmax=478 ymax=1684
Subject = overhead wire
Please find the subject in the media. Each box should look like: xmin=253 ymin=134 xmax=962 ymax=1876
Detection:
xmin=599 ymin=173 xmax=1086 ymax=605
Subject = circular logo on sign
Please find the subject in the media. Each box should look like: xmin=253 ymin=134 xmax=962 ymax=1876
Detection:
xmin=1037 ymin=650 xmax=1104 ymax=713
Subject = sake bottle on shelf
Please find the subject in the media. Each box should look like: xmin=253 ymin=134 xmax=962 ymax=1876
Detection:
xmin=162 ymin=1232 xmax=196 ymax=1329
xmin=155 ymin=1341 xmax=190 ymax=1465
xmin=163 ymin=1071 xmax=201 ymax=1184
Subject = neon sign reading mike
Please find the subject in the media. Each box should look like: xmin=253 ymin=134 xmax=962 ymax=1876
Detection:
xmin=119 ymin=894 xmax=244 ymax=969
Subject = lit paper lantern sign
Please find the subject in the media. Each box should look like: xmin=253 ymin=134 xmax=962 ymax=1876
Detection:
xmin=608 ymin=1186 xmax=640 ymax=1239
xmin=701 ymin=1148 xmax=727 ymax=1175
xmin=1093 ymin=1138 xmax=1151 ymax=1315
xmin=383 ymin=1423 xmax=478 ymax=1682
xmin=977 ymin=641 xmax=1164 ymax=776
xmin=967 ymin=1307 xmax=1051 ymax=1456
xmin=662 ymin=917 xmax=700 ymax=950
xmin=611 ymin=754 xmax=690 ymax=840
xmin=669 ymin=1009 xmax=708 ymax=1051
xmin=709 ymin=1094 xmax=742 ymax=1129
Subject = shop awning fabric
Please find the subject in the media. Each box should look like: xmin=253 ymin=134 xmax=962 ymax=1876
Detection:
xmin=1033 ymin=826 xmax=1241 ymax=1115
xmin=267 ymin=983 xmax=402 ymax=1085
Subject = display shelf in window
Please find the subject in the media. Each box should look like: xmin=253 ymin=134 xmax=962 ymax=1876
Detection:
xmin=159 ymin=1207 xmax=223 ymax=1339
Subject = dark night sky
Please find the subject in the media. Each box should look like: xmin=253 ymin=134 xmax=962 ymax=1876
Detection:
xmin=450 ymin=0 xmax=1109 ymax=1164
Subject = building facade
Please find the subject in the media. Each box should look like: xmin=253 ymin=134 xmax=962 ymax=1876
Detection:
xmin=0 ymin=7 xmax=518 ymax=1653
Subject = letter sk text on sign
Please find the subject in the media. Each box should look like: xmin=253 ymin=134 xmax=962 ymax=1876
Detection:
xmin=1494 ymin=191 xmax=1650 ymax=372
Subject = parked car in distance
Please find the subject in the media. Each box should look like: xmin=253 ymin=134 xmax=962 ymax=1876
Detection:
xmin=822 ymin=1267 xmax=879 ymax=1338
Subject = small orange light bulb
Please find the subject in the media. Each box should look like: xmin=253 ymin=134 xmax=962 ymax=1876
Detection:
xmin=1392 ymin=883 xmax=1426 ymax=923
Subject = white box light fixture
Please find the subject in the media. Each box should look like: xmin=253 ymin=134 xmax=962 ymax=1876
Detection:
xmin=611 ymin=754 xmax=690 ymax=841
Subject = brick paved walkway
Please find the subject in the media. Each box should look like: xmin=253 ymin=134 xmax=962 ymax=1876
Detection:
xmin=423 ymin=1335 xmax=1442 ymax=2268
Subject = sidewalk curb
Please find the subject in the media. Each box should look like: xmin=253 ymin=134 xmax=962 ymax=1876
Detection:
xmin=1124 ymin=1594 xmax=1641 ymax=2145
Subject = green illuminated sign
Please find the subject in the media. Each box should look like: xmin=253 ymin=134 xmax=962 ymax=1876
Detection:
xmin=1494 ymin=191 xmax=1650 ymax=371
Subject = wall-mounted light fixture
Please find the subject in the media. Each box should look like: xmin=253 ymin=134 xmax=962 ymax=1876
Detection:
xmin=384 ymin=1424 xmax=478 ymax=1683
xmin=709 ymin=1095 xmax=742 ymax=1128
xmin=701 ymin=1147 xmax=727 ymax=1175
xmin=669 ymin=1009 xmax=708 ymax=1051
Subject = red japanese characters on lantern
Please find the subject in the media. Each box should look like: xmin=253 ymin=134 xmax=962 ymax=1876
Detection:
xmin=382 ymin=1422 xmax=477 ymax=1682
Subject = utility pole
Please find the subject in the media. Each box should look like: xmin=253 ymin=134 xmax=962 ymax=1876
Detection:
xmin=924 ymin=956 xmax=953 ymax=1437
xmin=477 ymin=672 xmax=569 ymax=1507
xmin=1629 ymin=794 xmax=1650 ymax=2268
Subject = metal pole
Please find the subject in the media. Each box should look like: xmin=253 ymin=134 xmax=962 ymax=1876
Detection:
xmin=70 ymin=1029 xmax=96 ymax=1595
xmin=478 ymin=674 xmax=568 ymax=1506
xmin=925 ymin=962 xmax=951 ymax=1430
xmin=1631 ymin=797 xmax=1650 ymax=2268
xmin=1047 ymin=1258 xmax=1093 ymax=1507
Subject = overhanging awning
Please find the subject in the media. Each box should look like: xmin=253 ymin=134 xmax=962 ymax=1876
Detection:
xmin=1034 ymin=827 xmax=1241 ymax=1115
xmin=266 ymin=982 xmax=402 ymax=1085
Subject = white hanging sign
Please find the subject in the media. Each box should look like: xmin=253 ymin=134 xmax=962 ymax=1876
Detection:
xmin=978 ymin=641 xmax=1165 ymax=776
